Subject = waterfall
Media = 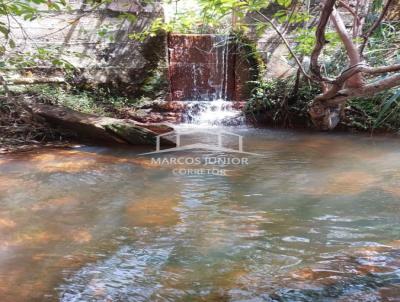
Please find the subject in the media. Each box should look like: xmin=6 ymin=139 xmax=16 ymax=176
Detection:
xmin=183 ymin=99 xmax=242 ymax=125
xmin=179 ymin=34 xmax=242 ymax=126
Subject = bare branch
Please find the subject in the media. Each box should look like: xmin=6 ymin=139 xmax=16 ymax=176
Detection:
xmin=334 ymin=63 xmax=400 ymax=85
xmin=309 ymin=0 xmax=336 ymax=81
xmin=281 ymin=0 xmax=299 ymax=34
xmin=353 ymin=0 xmax=361 ymax=37
xmin=355 ymin=0 xmax=370 ymax=39
xmin=359 ymin=0 xmax=395 ymax=54
xmin=337 ymin=0 xmax=361 ymax=26
xmin=362 ymin=64 xmax=400 ymax=74
xmin=252 ymin=12 xmax=313 ymax=81
xmin=326 ymin=73 xmax=400 ymax=105
xmin=314 ymin=63 xmax=400 ymax=102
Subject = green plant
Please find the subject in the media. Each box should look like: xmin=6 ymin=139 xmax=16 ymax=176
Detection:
xmin=246 ymin=79 xmax=282 ymax=113
xmin=245 ymin=77 xmax=320 ymax=126
xmin=0 ymin=0 xmax=111 ymax=71
xmin=373 ymin=88 xmax=400 ymax=129
xmin=0 ymin=0 xmax=68 ymax=51
xmin=17 ymin=85 xmax=143 ymax=117
xmin=139 ymin=64 xmax=169 ymax=97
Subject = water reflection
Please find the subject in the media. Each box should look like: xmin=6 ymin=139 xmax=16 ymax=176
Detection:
xmin=0 ymin=129 xmax=400 ymax=301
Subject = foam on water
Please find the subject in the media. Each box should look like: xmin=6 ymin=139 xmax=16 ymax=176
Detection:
xmin=182 ymin=99 xmax=243 ymax=126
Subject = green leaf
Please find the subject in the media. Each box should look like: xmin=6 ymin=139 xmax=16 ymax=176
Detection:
xmin=277 ymin=0 xmax=292 ymax=8
xmin=374 ymin=89 xmax=400 ymax=128
xmin=9 ymin=39 xmax=16 ymax=49
xmin=0 ymin=25 xmax=9 ymax=39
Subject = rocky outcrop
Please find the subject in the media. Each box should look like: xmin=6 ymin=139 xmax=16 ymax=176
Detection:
xmin=2 ymin=0 xmax=167 ymax=96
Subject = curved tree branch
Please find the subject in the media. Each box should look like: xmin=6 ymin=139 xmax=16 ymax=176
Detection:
xmin=309 ymin=0 xmax=336 ymax=81
xmin=325 ymin=73 xmax=400 ymax=105
xmin=330 ymin=6 xmax=364 ymax=87
xmin=337 ymin=0 xmax=360 ymax=25
xmin=314 ymin=63 xmax=400 ymax=102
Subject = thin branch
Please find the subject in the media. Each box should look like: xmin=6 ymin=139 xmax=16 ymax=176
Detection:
xmin=9 ymin=15 xmax=39 ymax=50
xmin=353 ymin=0 xmax=361 ymax=37
xmin=338 ymin=0 xmax=360 ymax=25
xmin=252 ymin=11 xmax=313 ymax=81
xmin=281 ymin=0 xmax=299 ymax=34
xmin=309 ymin=0 xmax=336 ymax=81
xmin=359 ymin=0 xmax=394 ymax=54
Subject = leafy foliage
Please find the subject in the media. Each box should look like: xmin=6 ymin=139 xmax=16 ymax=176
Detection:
xmin=245 ymin=78 xmax=320 ymax=127
xmin=373 ymin=89 xmax=400 ymax=129
xmin=246 ymin=78 xmax=400 ymax=132
xmin=0 ymin=0 xmax=114 ymax=71
xmin=0 ymin=0 xmax=73 ymax=72
xmin=0 ymin=0 xmax=67 ymax=49
xmin=18 ymin=84 xmax=137 ymax=116
xmin=342 ymin=89 xmax=400 ymax=132
xmin=135 ymin=0 xmax=299 ymax=36
xmin=1 ymin=47 xmax=75 ymax=71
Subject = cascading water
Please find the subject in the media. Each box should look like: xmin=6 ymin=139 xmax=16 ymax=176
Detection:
xmin=183 ymin=35 xmax=242 ymax=126
xmin=168 ymin=34 xmax=243 ymax=126
xmin=183 ymin=99 xmax=242 ymax=125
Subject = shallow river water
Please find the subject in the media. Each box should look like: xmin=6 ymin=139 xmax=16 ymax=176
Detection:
xmin=1 ymin=128 xmax=400 ymax=301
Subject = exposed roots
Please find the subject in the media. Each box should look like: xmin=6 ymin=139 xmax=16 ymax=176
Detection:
xmin=308 ymin=101 xmax=342 ymax=131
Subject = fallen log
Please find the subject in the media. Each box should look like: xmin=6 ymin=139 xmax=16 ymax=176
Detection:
xmin=25 ymin=102 xmax=175 ymax=146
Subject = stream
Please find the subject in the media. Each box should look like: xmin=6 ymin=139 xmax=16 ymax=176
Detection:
xmin=1 ymin=128 xmax=400 ymax=301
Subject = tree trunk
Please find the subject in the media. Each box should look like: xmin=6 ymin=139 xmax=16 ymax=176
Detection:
xmin=330 ymin=7 xmax=364 ymax=88
xmin=309 ymin=72 xmax=400 ymax=130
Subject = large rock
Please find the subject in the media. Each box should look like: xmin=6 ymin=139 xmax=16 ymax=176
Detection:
xmin=1 ymin=0 xmax=166 ymax=96
xmin=26 ymin=102 xmax=174 ymax=146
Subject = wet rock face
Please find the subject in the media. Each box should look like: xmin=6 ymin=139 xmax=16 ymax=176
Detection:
xmin=163 ymin=34 xmax=255 ymax=125
xmin=129 ymin=110 xmax=184 ymax=124
xmin=167 ymin=34 xmax=259 ymax=103
xmin=168 ymin=34 xmax=236 ymax=102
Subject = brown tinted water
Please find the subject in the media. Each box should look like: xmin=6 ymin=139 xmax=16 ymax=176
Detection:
xmin=1 ymin=128 xmax=400 ymax=301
